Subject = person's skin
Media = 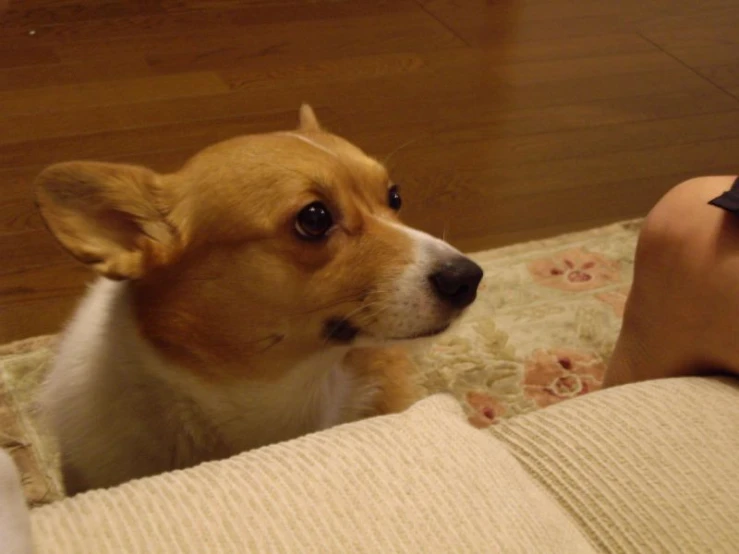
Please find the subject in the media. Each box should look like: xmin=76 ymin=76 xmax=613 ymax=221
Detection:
xmin=606 ymin=176 xmax=739 ymax=387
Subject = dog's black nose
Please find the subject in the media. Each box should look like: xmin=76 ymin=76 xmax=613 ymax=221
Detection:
xmin=429 ymin=257 xmax=484 ymax=309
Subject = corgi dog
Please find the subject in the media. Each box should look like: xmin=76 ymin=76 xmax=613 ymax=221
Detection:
xmin=35 ymin=106 xmax=483 ymax=495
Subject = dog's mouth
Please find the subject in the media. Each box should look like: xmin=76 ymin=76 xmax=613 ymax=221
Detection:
xmin=323 ymin=318 xmax=451 ymax=344
xmin=323 ymin=318 xmax=361 ymax=343
xmin=392 ymin=323 xmax=451 ymax=341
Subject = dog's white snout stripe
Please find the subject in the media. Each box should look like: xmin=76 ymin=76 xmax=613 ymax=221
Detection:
xmin=387 ymin=222 xmax=462 ymax=261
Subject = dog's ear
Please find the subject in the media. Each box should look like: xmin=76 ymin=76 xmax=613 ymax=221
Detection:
xmin=298 ymin=104 xmax=322 ymax=132
xmin=35 ymin=161 xmax=179 ymax=280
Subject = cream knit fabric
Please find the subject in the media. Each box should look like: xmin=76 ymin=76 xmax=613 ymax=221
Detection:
xmin=492 ymin=377 xmax=739 ymax=554
xmin=31 ymin=395 xmax=594 ymax=554
xmin=30 ymin=378 xmax=739 ymax=553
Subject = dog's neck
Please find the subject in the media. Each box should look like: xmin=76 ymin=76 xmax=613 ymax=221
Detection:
xmin=60 ymin=279 xmax=357 ymax=453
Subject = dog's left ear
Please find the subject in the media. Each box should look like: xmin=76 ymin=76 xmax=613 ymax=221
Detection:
xmin=298 ymin=104 xmax=322 ymax=132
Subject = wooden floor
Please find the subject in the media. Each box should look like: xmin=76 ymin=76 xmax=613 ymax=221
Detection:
xmin=1 ymin=0 xmax=738 ymax=342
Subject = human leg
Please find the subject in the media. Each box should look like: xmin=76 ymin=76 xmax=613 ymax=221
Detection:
xmin=606 ymin=176 xmax=739 ymax=387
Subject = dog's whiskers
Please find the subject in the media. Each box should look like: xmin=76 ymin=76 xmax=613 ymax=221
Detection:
xmin=383 ymin=136 xmax=422 ymax=167
xmin=354 ymin=303 xmax=393 ymax=327
xmin=317 ymin=298 xmax=391 ymax=351
xmin=288 ymin=291 xmax=367 ymax=317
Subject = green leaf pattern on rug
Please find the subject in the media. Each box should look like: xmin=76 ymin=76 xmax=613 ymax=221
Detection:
xmin=413 ymin=219 xmax=641 ymax=428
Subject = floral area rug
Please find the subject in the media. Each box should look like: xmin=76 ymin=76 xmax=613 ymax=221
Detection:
xmin=0 ymin=219 xmax=641 ymax=506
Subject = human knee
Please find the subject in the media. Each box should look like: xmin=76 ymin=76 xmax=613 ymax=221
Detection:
xmin=637 ymin=177 xmax=732 ymax=267
xmin=634 ymin=182 xmax=695 ymax=272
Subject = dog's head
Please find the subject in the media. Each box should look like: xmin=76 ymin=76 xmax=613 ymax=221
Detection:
xmin=35 ymin=106 xmax=483 ymax=377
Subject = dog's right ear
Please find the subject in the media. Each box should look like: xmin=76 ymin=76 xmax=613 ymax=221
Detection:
xmin=35 ymin=161 xmax=180 ymax=280
xmin=298 ymin=104 xmax=323 ymax=132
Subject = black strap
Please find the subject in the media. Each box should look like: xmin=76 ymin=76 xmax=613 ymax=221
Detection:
xmin=708 ymin=177 xmax=739 ymax=212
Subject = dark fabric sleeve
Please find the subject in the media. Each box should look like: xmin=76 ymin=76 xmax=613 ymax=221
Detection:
xmin=708 ymin=177 xmax=739 ymax=212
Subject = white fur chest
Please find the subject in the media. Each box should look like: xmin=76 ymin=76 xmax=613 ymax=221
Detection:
xmin=167 ymin=347 xmax=356 ymax=453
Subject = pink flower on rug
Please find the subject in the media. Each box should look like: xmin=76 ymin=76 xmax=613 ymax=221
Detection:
xmin=523 ymin=348 xmax=606 ymax=408
xmin=465 ymin=391 xmax=506 ymax=429
xmin=527 ymin=248 xmax=620 ymax=291
xmin=595 ymin=286 xmax=631 ymax=317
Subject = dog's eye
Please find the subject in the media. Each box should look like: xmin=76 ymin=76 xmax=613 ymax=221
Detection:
xmin=388 ymin=184 xmax=402 ymax=211
xmin=295 ymin=202 xmax=333 ymax=240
